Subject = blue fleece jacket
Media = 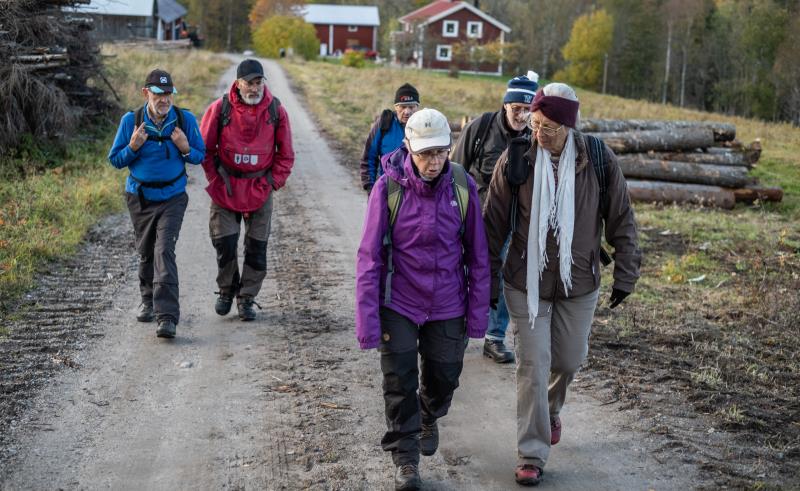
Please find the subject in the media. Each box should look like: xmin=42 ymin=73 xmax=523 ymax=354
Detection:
xmin=108 ymin=104 xmax=205 ymax=202
xmin=366 ymin=116 xmax=405 ymax=182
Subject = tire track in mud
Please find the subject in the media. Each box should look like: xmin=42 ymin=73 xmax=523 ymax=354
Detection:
xmin=0 ymin=214 xmax=133 ymax=461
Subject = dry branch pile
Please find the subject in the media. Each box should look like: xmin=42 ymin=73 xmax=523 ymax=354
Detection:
xmin=0 ymin=0 xmax=114 ymax=156
xmin=581 ymin=119 xmax=779 ymax=209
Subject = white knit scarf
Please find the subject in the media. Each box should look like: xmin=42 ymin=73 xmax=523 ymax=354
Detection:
xmin=526 ymin=129 xmax=577 ymax=326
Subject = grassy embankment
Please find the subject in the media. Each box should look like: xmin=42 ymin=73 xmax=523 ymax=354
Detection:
xmin=0 ymin=46 xmax=229 ymax=319
xmin=283 ymin=60 xmax=799 ymax=485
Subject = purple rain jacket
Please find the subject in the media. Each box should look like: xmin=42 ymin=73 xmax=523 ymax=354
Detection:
xmin=355 ymin=146 xmax=490 ymax=350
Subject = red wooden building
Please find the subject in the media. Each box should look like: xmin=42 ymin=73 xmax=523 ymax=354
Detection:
xmin=301 ymin=4 xmax=380 ymax=57
xmin=396 ymin=0 xmax=510 ymax=75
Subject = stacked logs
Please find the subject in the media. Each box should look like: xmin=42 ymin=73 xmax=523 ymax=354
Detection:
xmin=0 ymin=0 xmax=114 ymax=156
xmin=579 ymin=119 xmax=781 ymax=208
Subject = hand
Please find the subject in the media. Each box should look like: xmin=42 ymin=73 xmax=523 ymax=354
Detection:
xmin=609 ymin=288 xmax=630 ymax=309
xmin=129 ymin=122 xmax=147 ymax=151
xmin=170 ymin=127 xmax=190 ymax=154
xmin=489 ymin=298 xmax=498 ymax=310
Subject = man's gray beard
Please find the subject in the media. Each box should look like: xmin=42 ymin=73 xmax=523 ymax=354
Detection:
xmin=242 ymin=89 xmax=264 ymax=106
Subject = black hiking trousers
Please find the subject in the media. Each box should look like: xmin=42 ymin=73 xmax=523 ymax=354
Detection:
xmin=126 ymin=192 xmax=188 ymax=324
xmin=378 ymin=307 xmax=468 ymax=466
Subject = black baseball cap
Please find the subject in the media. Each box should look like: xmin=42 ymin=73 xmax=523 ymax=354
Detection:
xmin=237 ymin=59 xmax=264 ymax=82
xmin=144 ymin=68 xmax=177 ymax=94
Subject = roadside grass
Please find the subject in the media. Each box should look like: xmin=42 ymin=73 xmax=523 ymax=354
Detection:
xmin=0 ymin=47 xmax=228 ymax=315
xmin=282 ymin=60 xmax=800 ymax=486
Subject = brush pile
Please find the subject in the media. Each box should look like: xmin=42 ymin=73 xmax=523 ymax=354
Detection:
xmin=0 ymin=0 xmax=114 ymax=157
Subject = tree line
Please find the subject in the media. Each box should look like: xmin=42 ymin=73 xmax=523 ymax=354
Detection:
xmin=180 ymin=0 xmax=800 ymax=125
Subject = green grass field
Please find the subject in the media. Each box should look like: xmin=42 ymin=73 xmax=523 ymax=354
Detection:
xmin=0 ymin=47 xmax=229 ymax=312
xmin=282 ymin=59 xmax=800 ymax=486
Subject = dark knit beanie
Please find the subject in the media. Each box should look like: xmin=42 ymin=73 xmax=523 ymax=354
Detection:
xmin=504 ymin=71 xmax=539 ymax=105
xmin=394 ymin=83 xmax=420 ymax=105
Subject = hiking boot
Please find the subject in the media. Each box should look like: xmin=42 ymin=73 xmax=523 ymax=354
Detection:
xmin=550 ymin=416 xmax=561 ymax=445
xmin=394 ymin=463 xmax=421 ymax=491
xmin=515 ymin=464 xmax=543 ymax=486
xmin=420 ymin=420 xmax=439 ymax=456
xmin=215 ymin=293 xmax=233 ymax=316
xmin=156 ymin=320 xmax=176 ymax=339
xmin=237 ymin=296 xmax=261 ymax=321
xmin=136 ymin=301 xmax=154 ymax=323
xmin=483 ymin=339 xmax=514 ymax=363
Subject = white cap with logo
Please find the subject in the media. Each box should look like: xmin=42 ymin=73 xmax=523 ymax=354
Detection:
xmin=404 ymin=108 xmax=451 ymax=153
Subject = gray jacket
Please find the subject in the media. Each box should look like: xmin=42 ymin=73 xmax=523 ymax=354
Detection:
xmin=450 ymin=107 xmax=531 ymax=203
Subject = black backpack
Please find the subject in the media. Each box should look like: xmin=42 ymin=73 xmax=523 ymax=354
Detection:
xmin=464 ymin=111 xmax=495 ymax=174
xmin=506 ymin=134 xmax=613 ymax=265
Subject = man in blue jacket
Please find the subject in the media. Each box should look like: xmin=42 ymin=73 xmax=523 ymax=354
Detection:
xmin=359 ymin=83 xmax=420 ymax=193
xmin=108 ymin=69 xmax=205 ymax=339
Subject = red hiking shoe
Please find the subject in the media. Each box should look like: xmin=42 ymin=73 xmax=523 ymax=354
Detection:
xmin=515 ymin=464 xmax=543 ymax=486
xmin=550 ymin=416 xmax=562 ymax=445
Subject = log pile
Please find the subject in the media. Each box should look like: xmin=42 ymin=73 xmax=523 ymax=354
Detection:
xmin=0 ymin=0 xmax=114 ymax=157
xmin=580 ymin=119 xmax=780 ymax=208
xmin=451 ymin=117 xmax=780 ymax=209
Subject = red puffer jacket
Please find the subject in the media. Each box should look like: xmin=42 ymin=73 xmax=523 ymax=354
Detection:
xmin=200 ymin=81 xmax=295 ymax=212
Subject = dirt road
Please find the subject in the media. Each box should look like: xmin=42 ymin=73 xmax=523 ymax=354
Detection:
xmin=0 ymin=59 xmax=698 ymax=490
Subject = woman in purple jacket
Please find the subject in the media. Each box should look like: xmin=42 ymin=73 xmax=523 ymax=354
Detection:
xmin=355 ymin=108 xmax=490 ymax=491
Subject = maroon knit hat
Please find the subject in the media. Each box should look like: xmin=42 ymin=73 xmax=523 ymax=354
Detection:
xmin=531 ymin=89 xmax=580 ymax=128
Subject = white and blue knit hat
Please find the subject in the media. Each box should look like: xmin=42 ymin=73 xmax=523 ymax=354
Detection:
xmin=504 ymin=71 xmax=539 ymax=105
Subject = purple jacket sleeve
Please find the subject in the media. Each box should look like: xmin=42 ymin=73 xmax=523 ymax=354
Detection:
xmin=355 ymin=176 xmax=389 ymax=349
xmin=462 ymin=174 xmax=490 ymax=338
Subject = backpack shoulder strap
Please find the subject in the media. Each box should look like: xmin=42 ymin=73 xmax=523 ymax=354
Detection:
xmin=587 ymin=134 xmax=609 ymax=218
xmin=217 ymin=94 xmax=232 ymax=143
xmin=383 ymin=175 xmax=404 ymax=304
xmin=173 ymin=106 xmax=185 ymax=133
xmin=268 ymin=96 xmax=281 ymax=126
xmin=467 ymin=111 xmax=495 ymax=170
xmin=134 ymin=106 xmax=144 ymax=127
xmin=449 ymin=162 xmax=470 ymax=226
xmin=376 ymin=109 xmax=395 ymax=157
xmin=386 ymin=176 xmax=404 ymax=226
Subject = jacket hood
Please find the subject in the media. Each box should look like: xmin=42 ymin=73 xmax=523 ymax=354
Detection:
xmin=227 ymin=80 xmax=275 ymax=111
xmin=381 ymin=145 xmax=453 ymax=196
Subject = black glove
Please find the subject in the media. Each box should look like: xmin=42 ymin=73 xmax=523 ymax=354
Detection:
xmin=365 ymin=184 xmax=373 ymax=195
xmin=609 ymin=288 xmax=630 ymax=309
xmin=489 ymin=298 xmax=498 ymax=310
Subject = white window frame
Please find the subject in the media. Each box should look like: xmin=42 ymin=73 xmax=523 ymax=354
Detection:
xmin=442 ymin=20 xmax=459 ymax=38
xmin=466 ymin=21 xmax=483 ymax=39
xmin=436 ymin=44 xmax=452 ymax=61
xmin=348 ymin=25 xmax=358 ymax=32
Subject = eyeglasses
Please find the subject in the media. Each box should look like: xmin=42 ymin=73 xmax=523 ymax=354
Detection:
xmin=528 ymin=118 xmax=563 ymax=137
xmin=507 ymin=105 xmax=531 ymax=117
xmin=413 ymin=148 xmax=449 ymax=161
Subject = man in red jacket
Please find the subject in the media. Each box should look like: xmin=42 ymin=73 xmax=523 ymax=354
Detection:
xmin=200 ymin=59 xmax=295 ymax=320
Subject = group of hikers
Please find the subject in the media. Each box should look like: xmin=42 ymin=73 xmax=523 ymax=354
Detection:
xmin=355 ymin=77 xmax=641 ymax=489
xmin=108 ymin=58 xmax=641 ymax=490
xmin=108 ymin=59 xmax=294 ymax=339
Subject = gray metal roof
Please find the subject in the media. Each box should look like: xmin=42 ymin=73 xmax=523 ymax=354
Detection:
xmin=300 ymin=4 xmax=380 ymax=27
xmin=157 ymin=0 xmax=187 ymax=23
xmin=69 ymin=0 xmax=188 ymax=21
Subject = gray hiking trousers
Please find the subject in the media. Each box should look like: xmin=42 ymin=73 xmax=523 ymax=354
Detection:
xmin=126 ymin=192 xmax=188 ymax=324
xmin=505 ymin=283 xmax=600 ymax=468
xmin=209 ymin=194 xmax=273 ymax=299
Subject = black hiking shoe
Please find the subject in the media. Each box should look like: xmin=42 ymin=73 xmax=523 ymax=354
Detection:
xmin=483 ymin=339 xmax=515 ymax=363
xmin=394 ymin=463 xmax=421 ymax=491
xmin=137 ymin=301 xmax=154 ymax=323
xmin=237 ymin=297 xmax=261 ymax=321
xmin=215 ymin=292 xmax=233 ymax=316
xmin=156 ymin=320 xmax=176 ymax=338
xmin=420 ymin=420 xmax=439 ymax=456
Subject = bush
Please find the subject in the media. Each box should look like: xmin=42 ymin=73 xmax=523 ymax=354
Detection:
xmin=342 ymin=50 xmax=366 ymax=68
xmin=252 ymin=15 xmax=319 ymax=60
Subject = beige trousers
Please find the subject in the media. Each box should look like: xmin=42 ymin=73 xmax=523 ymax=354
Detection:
xmin=504 ymin=282 xmax=600 ymax=468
